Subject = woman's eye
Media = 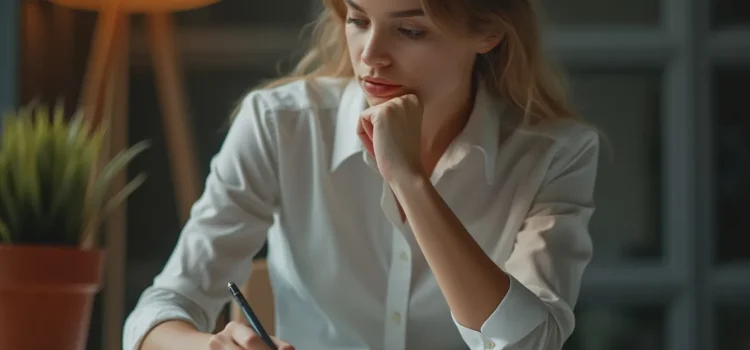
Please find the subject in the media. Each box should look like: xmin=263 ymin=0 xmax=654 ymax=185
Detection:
xmin=345 ymin=17 xmax=369 ymax=28
xmin=345 ymin=16 xmax=426 ymax=39
xmin=398 ymin=28 xmax=426 ymax=39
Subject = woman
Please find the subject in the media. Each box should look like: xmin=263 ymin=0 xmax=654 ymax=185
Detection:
xmin=124 ymin=0 xmax=599 ymax=349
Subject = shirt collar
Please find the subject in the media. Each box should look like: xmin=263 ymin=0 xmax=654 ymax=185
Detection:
xmin=329 ymin=78 xmax=505 ymax=183
xmin=450 ymin=82 xmax=505 ymax=184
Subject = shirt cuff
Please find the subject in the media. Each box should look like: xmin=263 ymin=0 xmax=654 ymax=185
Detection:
xmin=123 ymin=306 xmax=201 ymax=350
xmin=452 ymin=274 xmax=548 ymax=349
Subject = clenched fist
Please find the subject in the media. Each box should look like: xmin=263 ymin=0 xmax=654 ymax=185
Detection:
xmin=357 ymin=94 xmax=425 ymax=184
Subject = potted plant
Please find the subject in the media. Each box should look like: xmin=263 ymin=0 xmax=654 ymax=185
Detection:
xmin=0 ymin=101 xmax=148 ymax=350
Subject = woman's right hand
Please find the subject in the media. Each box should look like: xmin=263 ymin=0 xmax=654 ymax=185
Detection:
xmin=208 ymin=321 xmax=294 ymax=350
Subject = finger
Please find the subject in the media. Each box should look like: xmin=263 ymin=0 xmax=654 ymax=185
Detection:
xmin=401 ymin=93 xmax=420 ymax=105
xmin=363 ymin=117 xmax=374 ymax=141
xmin=396 ymin=94 xmax=421 ymax=115
xmin=359 ymin=111 xmax=375 ymax=140
xmin=357 ymin=118 xmax=376 ymax=159
xmin=356 ymin=113 xmax=369 ymax=141
xmin=227 ymin=321 xmax=271 ymax=349
xmin=272 ymin=336 xmax=296 ymax=350
xmin=208 ymin=333 xmax=242 ymax=350
xmin=356 ymin=114 xmax=364 ymax=135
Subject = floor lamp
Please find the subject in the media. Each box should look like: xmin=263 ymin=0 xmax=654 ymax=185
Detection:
xmin=46 ymin=0 xmax=217 ymax=348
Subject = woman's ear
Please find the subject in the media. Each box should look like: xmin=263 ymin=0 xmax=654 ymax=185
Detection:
xmin=475 ymin=33 xmax=503 ymax=54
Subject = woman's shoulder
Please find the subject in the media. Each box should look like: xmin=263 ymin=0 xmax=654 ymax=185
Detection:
xmin=228 ymin=77 xmax=357 ymax=162
xmin=510 ymin=116 xmax=601 ymax=153
xmin=493 ymin=113 xmax=601 ymax=179
xmin=236 ymin=76 xmax=352 ymax=117
xmin=493 ymin=116 xmax=601 ymax=190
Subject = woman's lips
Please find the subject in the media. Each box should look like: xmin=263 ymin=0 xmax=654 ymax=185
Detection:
xmin=362 ymin=79 xmax=403 ymax=98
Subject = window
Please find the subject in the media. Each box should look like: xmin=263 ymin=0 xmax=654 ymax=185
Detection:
xmin=713 ymin=0 xmax=750 ymax=28
xmin=542 ymin=0 xmax=660 ymax=27
xmin=567 ymin=70 xmax=663 ymax=265
xmin=565 ymin=305 xmax=666 ymax=350
xmin=714 ymin=69 xmax=750 ymax=265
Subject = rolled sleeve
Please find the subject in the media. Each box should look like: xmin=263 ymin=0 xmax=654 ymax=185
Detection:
xmin=452 ymin=274 xmax=548 ymax=349
xmin=454 ymin=127 xmax=599 ymax=350
xmin=123 ymin=288 xmax=205 ymax=350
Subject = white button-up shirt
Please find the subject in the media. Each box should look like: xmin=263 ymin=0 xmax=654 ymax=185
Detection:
xmin=124 ymin=77 xmax=599 ymax=350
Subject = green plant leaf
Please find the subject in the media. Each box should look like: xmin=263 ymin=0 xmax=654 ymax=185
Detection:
xmin=11 ymin=115 xmax=29 ymax=202
xmin=0 ymin=162 xmax=18 ymax=238
xmin=82 ymin=122 xmax=106 ymax=174
xmin=52 ymin=102 xmax=68 ymax=189
xmin=0 ymin=219 xmax=11 ymax=244
xmin=68 ymin=111 xmax=91 ymax=151
xmin=81 ymin=140 xmax=149 ymax=242
xmin=1 ymin=115 xmax=16 ymax=153
xmin=0 ymin=101 xmax=148 ymax=247
xmin=50 ymin=147 xmax=85 ymax=217
xmin=0 ymin=115 xmax=17 ymax=236
xmin=103 ymin=173 xmax=148 ymax=218
xmin=24 ymin=105 xmax=45 ymax=218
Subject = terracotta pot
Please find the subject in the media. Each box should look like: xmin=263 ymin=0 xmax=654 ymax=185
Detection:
xmin=0 ymin=244 xmax=104 ymax=350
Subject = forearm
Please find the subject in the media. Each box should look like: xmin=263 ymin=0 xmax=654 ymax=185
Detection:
xmin=140 ymin=321 xmax=212 ymax=350
xmin=391 ymin=173 xmax=510 ymax=330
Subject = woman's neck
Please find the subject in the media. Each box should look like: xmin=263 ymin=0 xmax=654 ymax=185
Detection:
xmin=420 ymin=79 xmax=477 ymax=176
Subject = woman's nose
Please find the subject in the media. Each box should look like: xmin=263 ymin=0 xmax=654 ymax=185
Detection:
xmin=361 ymin=32 xmax=392 ymax=68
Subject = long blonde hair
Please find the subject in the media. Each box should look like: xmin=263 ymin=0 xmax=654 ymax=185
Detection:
xmin=257 ymin=0 xmax=576 ymax=124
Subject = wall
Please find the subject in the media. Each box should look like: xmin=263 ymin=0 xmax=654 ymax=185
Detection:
xmin=0 ymin=0 xmax=19 ymax=116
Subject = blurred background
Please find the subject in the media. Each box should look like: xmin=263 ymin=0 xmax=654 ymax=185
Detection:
xmin=1 ymin=0 xmax=749 ymax=349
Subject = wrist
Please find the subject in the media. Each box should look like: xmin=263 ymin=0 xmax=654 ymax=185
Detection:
xmin=140 ymin=320 xmax=211 ymax=350
xmin=390 ymin=169 xmax=429 ymax=199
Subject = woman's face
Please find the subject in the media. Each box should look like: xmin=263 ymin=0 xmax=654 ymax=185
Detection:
xmin=343 ymin=0 xmax=492 ymax=111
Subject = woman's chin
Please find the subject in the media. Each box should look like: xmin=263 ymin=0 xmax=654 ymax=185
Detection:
xmin=365 ymin=96 xmax=391 ymax=107
xmin=364 ymin=93 xmax=416 ymax=107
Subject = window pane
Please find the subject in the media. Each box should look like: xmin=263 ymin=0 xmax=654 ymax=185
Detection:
xmin=125 ymin=67 xmax=276 ymax=314
xmin=541 ymin=0 xmax=660 ymax=27
xmin=717 ymin=305 xmax=750 ymax=350
xmin=567 ymin=70 xmax=663 ymax=264
xmin=713 ymin=0 xmax=750 ymax=28
xmin=715 ymin=69 xmax=750 ymax=264
xmin=174 ymin=0 xmax=314 ymax=26
xmin=564 ymin=305 xmax=665 ymax=350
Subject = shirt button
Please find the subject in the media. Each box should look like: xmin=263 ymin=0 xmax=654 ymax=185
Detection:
xmin=399 ymin=252 xmax=408 ymax=261
xmin=391 ymin=312 xmax=401 ymax=324
xmin=486 ymin=340 xmax=495 ymax=349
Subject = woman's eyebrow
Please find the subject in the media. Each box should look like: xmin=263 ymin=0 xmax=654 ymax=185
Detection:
xmin=344 ymin=0 xmax=425 ymax=18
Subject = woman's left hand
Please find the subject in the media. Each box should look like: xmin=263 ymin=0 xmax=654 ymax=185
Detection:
xmin=357 ymin=94 xmax=425 ymax=184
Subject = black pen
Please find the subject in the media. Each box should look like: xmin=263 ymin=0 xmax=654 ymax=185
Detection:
xmin=227 ymin=281 xmax=278 ymax=350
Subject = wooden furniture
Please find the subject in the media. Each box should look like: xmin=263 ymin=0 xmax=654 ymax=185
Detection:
xmin=230 ymin=259 xmax=276 ymax=335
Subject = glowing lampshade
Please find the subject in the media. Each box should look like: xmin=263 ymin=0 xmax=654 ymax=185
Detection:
xmin=49 ymin=0 xmax=220 ymax=12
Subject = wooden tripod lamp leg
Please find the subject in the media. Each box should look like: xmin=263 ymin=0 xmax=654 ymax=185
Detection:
xmin=78 ymin=5 xmax=130 ymax=349
xmin=78 ymin=0 xmax=122 ymax=128
xmin=103 ymin=14 xmax=131 ymax=350
xmin=78 ymin=0 xmax=123 ymax=251
xmin=146 ymin=12 xmax=201 ymax=224
xmin=76 ymin=1 xmax=132 ymax=349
